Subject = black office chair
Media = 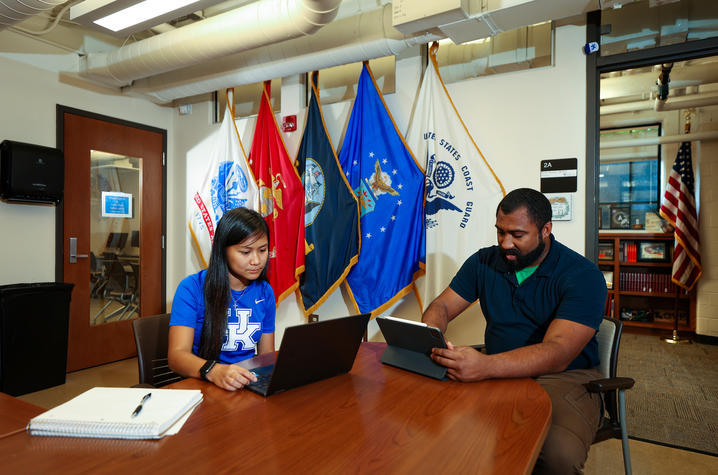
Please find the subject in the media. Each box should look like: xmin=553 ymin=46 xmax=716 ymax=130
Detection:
xmin=131 ymin=313 xmax=183 ymax=388
xmin=586 ymin=317 xmax=634 ymax=475
xmin=94 ymin=259 xmax=137 ymax=323
xmin=89 ymin=252 xmax=108 ymax=298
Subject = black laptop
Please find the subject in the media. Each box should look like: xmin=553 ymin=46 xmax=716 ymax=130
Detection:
xmin=245 ymin=314 xmax=370 ymax=396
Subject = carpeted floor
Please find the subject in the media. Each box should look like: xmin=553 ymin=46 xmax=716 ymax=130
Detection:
xmin=618 ymin=332 xmax=718 ymax=455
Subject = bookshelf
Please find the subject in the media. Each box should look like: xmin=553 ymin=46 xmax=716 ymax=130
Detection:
xmin=598 ymin=232 xmax=696 ymax=333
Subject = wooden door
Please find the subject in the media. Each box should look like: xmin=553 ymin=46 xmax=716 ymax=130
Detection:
xmin=57 ymin=107 xmax=165 ymax=371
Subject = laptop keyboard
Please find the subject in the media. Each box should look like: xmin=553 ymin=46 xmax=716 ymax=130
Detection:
xmin=247 ymin=364 xmax=274 ymax=393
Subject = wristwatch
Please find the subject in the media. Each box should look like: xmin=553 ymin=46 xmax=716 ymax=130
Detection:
xmin=199 ymin=360 xmax=217 ymax=381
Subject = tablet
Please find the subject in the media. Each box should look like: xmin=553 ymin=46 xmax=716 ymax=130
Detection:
xmin=376 ymin=316 xmax=448 ymax=380
xmin=376 ymin=316 xmax=447 ymax=354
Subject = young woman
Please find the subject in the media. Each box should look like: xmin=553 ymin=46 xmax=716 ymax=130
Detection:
xmin=169 ymin=207 xmax=275 ymax=391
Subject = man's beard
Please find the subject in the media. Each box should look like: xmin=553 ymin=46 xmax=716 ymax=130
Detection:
xmin=501 ymin=238 xmax=546 ymax=270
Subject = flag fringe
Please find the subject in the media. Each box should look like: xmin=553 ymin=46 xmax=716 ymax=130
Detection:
xmin=302 ymin=254 xmax=359 ymax=316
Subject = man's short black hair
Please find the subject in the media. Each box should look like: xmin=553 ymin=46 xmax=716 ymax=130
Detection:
xmin=496 ymin=188 xmax=552 ymax=230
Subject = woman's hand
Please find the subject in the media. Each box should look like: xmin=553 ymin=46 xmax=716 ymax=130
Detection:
xmin=206 ymin=363 xmax=258 ymax=391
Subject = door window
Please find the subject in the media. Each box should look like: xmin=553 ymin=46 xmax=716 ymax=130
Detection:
xmin=89 ymin=151 xmax=142 ymax=326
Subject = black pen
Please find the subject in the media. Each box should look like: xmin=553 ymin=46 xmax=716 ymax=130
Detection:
xmin=131 ymin=392 xmax=152 ymax=418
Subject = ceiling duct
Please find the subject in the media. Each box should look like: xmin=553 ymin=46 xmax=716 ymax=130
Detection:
xmin=126 ymin=4 xmax=440 ymax=104
xmin=395 ymin=0 xmax=597 ymax=45
xmin=600 ymin=91 xmax=718 ymax=115
xmin=0 ymin=0 xmax=66 ymax=30
xmin=80 ymin=0 xmax=342 ymax=87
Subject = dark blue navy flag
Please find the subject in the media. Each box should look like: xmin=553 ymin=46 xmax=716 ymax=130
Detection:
xmin=297 ymin=72 xmax=360 ymax=315
xmin=338 ymin=63 xmax=425 ymax=316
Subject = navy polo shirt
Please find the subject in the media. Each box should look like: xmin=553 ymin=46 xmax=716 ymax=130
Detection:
xmin=450 ymin=234 xmax=606 ymax=370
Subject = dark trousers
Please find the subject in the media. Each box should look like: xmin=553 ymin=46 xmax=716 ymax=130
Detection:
xmin=532 ymin=368 xmax=603 ymax=474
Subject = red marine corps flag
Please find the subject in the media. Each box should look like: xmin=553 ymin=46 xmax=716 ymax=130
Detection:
xmin=249 ymin=81 xmax=305 ymax=303
xmin=660 ymin=140 xmax=702 ymax=291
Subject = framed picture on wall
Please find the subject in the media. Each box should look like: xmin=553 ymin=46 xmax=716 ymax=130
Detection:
xmin=638 ymin=241 xmax=670 ymax=262
xmin=546 ymin=193 xmax=573 ymax=221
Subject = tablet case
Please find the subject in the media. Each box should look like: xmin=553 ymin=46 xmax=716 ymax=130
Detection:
xmin=376 ymin=317 xmax=448 ymax=380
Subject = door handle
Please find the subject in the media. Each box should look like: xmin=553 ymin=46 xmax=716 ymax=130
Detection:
xmin=69 ymin=237 xmax=89 ymax=264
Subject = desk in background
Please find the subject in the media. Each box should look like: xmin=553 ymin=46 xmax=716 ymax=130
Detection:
xmin=0 ymin=343 xmax=551 ymax=473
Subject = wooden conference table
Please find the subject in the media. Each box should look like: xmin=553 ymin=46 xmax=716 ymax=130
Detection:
xmin=0 ymin=342 xmax=551 ymax=474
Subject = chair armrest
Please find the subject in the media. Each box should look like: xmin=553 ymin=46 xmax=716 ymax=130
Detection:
xmin=585 ymin=377 xmax=635 ymax=393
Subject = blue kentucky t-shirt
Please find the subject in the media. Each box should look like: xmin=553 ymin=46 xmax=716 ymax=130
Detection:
xmin=170 ymin=269 xmax=276 ymax=364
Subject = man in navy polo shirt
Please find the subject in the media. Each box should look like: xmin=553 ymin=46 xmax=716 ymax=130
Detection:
xmin=423 ymin=188 xmax=606 ymax=474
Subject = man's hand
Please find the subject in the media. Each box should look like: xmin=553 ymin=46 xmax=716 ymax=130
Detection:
xmin=430 ymin=342 xmax=489 ymax=382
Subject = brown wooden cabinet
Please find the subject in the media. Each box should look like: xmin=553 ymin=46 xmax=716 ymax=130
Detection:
xmin=598 ymin=232 xmax=696 ymax=332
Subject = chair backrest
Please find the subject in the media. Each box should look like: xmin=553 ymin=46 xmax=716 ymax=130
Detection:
xmin=131 ymin=313 xmax=183 ymax=387
xmin=596 ymin=317 xmax=623 ymax=379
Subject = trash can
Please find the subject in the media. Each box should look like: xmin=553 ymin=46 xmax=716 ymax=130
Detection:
xmin=0 ymin=282 xmax=73 ymax=396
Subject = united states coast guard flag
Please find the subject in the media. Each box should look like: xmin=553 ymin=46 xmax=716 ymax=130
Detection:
xmin=339 ymin=63 xmax=425 ymax=317
xmin=249 ymin=81 xmax=305 ymax=304
xmin=406 ymin=42 xmax=505 ymax=308
xmin=297 ymin=72 xmax=360 ymax=315
xmin=189 ymin=90 xmax=258 ymax=267
xmin=660 ymin=141 xmax=702 ymax=291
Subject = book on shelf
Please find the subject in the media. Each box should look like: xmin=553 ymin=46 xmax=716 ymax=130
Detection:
xmin=622 ymin=242 xmax=638 ymax=263
xmin=27 ymin=387 xmax=203 ymax=439
xmin=618 ymin=271 xmax=683 ymax=294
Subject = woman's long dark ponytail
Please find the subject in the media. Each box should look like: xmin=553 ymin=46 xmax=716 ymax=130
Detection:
xmin=198 ymin=207 xmax=269 ymax=360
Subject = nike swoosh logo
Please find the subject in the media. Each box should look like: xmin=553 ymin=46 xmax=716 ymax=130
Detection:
xmin=255 ymin=299 xmax=264 ymax=304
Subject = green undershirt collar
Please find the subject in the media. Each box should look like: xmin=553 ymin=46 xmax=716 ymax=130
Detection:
xmin=515 ymin=265 xmax=539 ymax=285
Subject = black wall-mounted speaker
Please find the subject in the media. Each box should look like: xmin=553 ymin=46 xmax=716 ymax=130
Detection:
xmin=0 ymin=140 xmax=64 ymax=204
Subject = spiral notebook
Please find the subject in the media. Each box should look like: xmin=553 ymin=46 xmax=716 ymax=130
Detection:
xmin=27 ymin=387 xmax=203 ymax=439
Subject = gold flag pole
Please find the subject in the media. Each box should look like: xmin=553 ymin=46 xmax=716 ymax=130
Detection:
xmin=663 ymin=286 xmax=690 ymax=344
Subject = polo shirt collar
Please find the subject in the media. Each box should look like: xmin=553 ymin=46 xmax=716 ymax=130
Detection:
xmin=535 ymin=234 xmax=558 ymax=277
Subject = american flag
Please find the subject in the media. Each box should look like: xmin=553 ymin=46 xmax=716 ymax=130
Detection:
xmin=659 ymin=141 xmax=702 ymax=291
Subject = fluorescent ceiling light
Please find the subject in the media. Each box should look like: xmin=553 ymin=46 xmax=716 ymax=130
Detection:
xmin=94 ymin=0 xmax=200 ymax=32
xmin=70 ymin=0 xmax=227 ymax=37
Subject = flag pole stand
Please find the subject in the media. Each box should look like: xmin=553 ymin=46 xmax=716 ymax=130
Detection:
xmin=663 ymin=287 xmax=691 ymax=344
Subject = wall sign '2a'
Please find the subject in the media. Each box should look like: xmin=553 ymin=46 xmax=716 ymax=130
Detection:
xmin=540 ymin=158 xmax=577 ymax=193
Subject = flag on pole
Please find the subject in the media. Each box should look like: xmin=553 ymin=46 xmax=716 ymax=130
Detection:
xmin=249 ymin=81 xmax=305 ymax=303
xmin=406 ymin=42 xmax=505 ymax=308
xmin=660 ymin=141 xmax=702 ymax=291
xmin=338 ymin=63 xmax=425 ymax=317
xmin=189 ymin=89 xmax=258 ymax=267
xmin=296 ymin=72 xmax=360 ymax=315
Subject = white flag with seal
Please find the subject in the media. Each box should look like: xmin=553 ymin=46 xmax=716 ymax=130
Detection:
xmin=406 ymin=43 xmax=505 ymax=308
xmin=189 ymin=90 xmax=259 ymax=267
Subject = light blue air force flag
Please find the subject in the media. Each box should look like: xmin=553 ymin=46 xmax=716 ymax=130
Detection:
xmin=338 ymin=63 xmax=425 ymax=316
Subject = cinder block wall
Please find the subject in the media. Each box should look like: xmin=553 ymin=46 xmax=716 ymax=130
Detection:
xmin=696 ymin=117 xmax=718 ymax=337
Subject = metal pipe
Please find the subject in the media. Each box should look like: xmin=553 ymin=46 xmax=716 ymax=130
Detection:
xmin=600 ymin=130 xmax=718 ymax=149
